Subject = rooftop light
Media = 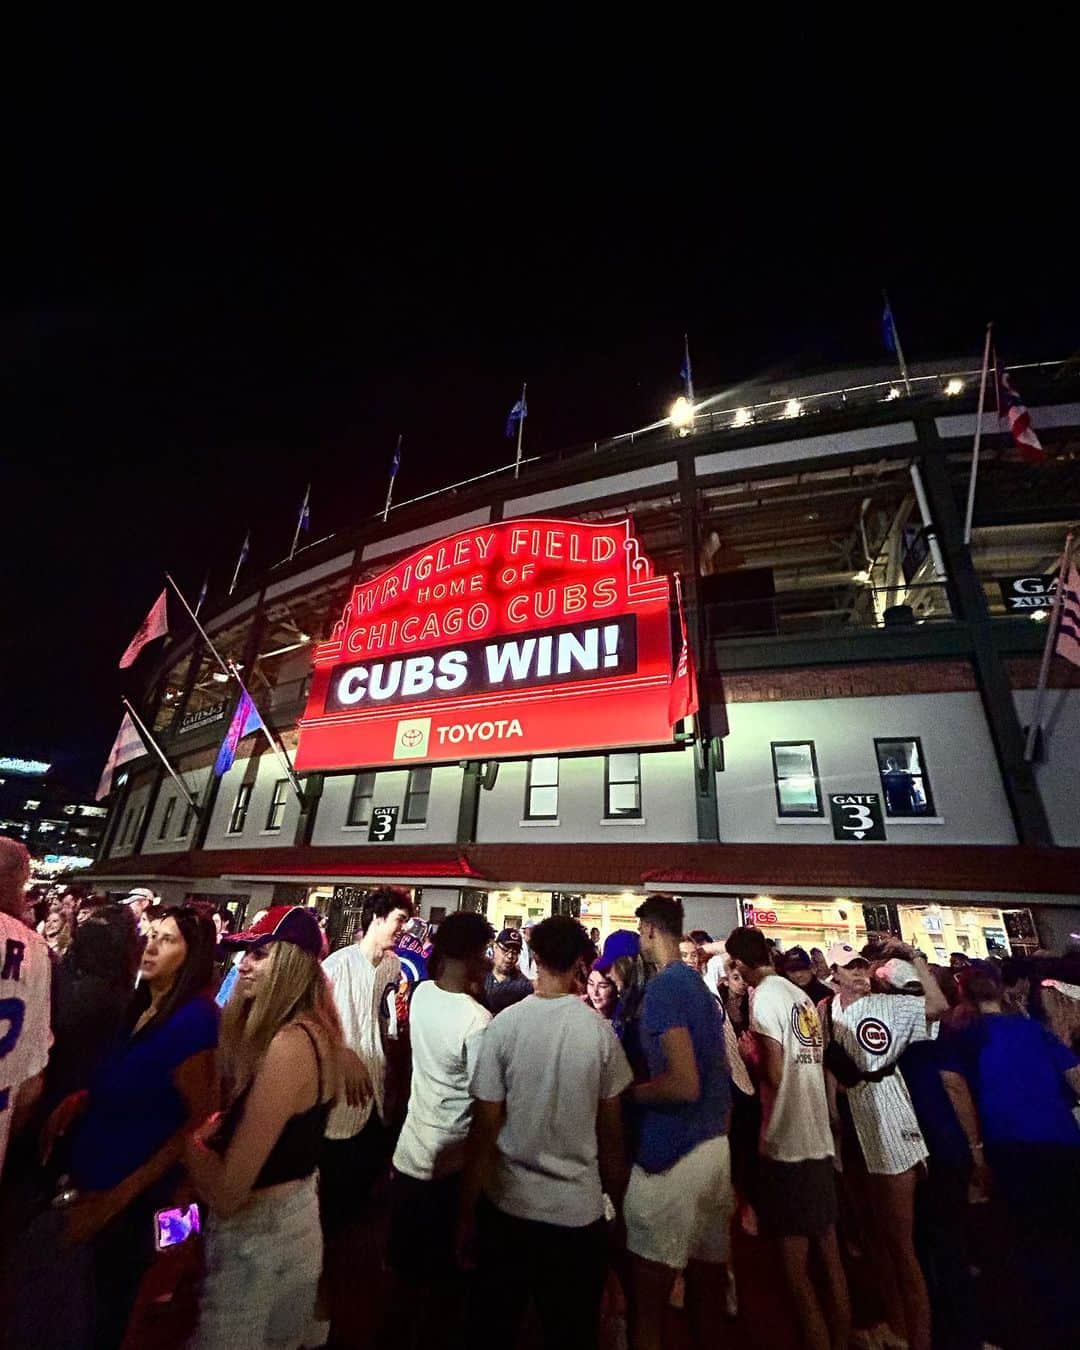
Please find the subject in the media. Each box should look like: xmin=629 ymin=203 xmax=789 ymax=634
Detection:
xmin=944 ymin=378 xmax=964 ymax=396
xmin=783 ymin=398 xmax=802 ymax=419
xmin=885 ymin=386 xmax=902 ymax=401
xmin=669 ymin=396 xmax=694 ymax=432
xmin=733 ymin=407 xmax=753 ymax=428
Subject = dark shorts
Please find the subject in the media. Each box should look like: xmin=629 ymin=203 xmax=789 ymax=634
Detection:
xmin=757 ymin=1157 xmax=838 ymax=1238
xmin=386 ymin=1170 xmax=462 ymax=1278
xmin=318 ymin=1112 xmax=391 ymax=1239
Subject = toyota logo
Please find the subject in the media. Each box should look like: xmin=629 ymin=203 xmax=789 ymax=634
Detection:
xmin=400 ymin=728 xmax=424 ymax=747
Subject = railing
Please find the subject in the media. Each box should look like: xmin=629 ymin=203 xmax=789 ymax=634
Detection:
xmin=704 ymin=582 xmax=955 ymax=642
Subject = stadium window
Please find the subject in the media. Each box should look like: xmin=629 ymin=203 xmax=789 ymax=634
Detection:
xmin=157 ymin=796 xmax=177 ymax=840
xmin=771 ymin=741 xmax=824 ymax=817
xmin=118 ymin=807 xmax=136 ymax=846
xmin=178 ymin=793 xmax=200 ymax=838
xmin=228 ymin=783 xmax=253 ymax=834
xmin=525 ymin=757 xmax=559 ymax=820
xmin=875 ymin=737 xmax=936 ymax=817
xmin=403 ymin=767 xmax=432 ymax=824
xmin=346 ymin=772 xmax=376 ymax=827
xmin=605 ymin=753 xmax=642 ymax=819
xmin=265 ymin=779 xmax=289 ymax=831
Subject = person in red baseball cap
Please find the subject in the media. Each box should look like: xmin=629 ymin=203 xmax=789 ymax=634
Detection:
xmin=185 ymin=906 xmax=347 ymax=1347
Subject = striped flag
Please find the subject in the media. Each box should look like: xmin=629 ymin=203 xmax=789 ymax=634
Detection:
xmin=96 ymin=712 xmax=146 ymax=799
xmin=213 ymin=691 xmax=265 ymax=777
xmin=997 ymin=360 xmax=1046 ymax=465
xmin=1057 ymin=560 xmax=1080 ymax=667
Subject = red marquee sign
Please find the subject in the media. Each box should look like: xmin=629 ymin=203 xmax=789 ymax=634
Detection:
xmin=295 ymin=517 xmax=679 ymax=771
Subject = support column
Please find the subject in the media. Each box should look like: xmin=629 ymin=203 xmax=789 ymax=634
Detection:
xmin=456 ymin=761 xmax=483 ymax=844
xmin=915 ymin=424 xmax=1052 ymax=844
xmin=678 ymin=455 xmax=721 ymax=841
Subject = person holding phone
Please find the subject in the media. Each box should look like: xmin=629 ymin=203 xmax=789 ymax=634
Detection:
xmin=43 ymin=903 xmax=219 ymax=1349
xmin=184 ymin=906 xmax=352 ymax=1349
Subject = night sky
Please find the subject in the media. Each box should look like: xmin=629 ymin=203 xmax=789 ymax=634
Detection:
xmin=4 ymin=56 xmax=1075 ymax=791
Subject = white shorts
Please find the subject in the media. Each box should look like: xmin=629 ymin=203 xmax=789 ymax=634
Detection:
xmin=624 ymin=1134 xmax=733 ymax=1270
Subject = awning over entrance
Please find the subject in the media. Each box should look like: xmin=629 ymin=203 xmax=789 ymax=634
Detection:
xmin=84 ymin=841 xmax=1080 ymax=900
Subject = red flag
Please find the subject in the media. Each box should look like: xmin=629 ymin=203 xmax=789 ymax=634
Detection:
xmin=119 ymin=590 xmax=169 ymax=668
xmin=996 ymin=357 xmax=1046 ymax=465
xmin=668 ymin=574 xmax=699 ymax=726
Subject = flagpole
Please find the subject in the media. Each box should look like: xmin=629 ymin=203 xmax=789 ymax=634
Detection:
xmin=882 ymin=290 xmax=911 ymax=395
xmin=514 ymin=382 xmax=527 ymax=479
xmin=963 ymin=322 xmax=994 ymax=545
xmin=383 ymin=435 xmax=402 ymax=523
xmin=166 ymin=572 xmax=303 ymax=800
xmin=229 ymin=531 xmax=250 ymax=596
xmin=121 ymin=696 xmax=200 ymax=812
xmin=1024 ymin=532 xmax=1074 ymax=762
xmin=290 ymin=485 xmax=310 ymax=561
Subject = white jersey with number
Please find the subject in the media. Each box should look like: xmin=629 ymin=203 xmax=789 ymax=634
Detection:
xmin=830 ymin=992 xmax=929 ymax=1175
xmin=0 ymin=913 xmax=53 ymax=1179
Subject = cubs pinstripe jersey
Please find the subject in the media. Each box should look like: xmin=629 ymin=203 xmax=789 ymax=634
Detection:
xmin=0 ymin=914 xmax=53 ymax=1180
xmin=830 ymin=993 xmax=929 ymax=1175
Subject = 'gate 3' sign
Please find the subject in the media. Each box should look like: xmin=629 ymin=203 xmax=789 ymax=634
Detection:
xmin=295 ymin=518 xmax=677 ymax=770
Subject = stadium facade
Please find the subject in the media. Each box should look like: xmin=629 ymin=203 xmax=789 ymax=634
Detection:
xmin=86 ymin=357 xmax=1080 ymax=955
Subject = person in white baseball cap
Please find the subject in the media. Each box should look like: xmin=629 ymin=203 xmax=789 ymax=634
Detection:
xmin=121 ymin=887 xmax=156 ymax=937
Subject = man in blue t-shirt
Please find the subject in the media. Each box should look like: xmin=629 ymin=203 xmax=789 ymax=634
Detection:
xmin=623 ymin=895 xmax=732 ymax=1350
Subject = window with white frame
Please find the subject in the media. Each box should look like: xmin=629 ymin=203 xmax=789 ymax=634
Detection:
xmin=158 ymin=796 xmax=177 ymax=840
xmin=228 ymin=782 xmax=253 ymax=834
xmin=875 ymin=737 xmax=935 ymax=817
xmin=771 ymin=741 xmax=823 ymax=817
xmin=265 ymin=779 xmax=289 ymax=831
xmin=346 ymin=772 xmax=376 ymax=827
xmin=525 ymin=757 xmax=559 ymax=819
xmin=178 ymin=792 xmax=199 ymax=838
xmin=605 ymin=752 xmax=642 ymax=819
xmin=403 ymin=767 xmax=432 ymax=824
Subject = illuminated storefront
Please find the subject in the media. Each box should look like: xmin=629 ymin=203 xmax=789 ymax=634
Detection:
xmin=738 ymin=896 xmax=1039 ymax=960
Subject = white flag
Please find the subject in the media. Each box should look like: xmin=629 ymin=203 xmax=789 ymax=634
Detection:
xmin=119 ymin=590 xmax=169 ymax=668
xmin=1056 ymin=561 xmax=1080 ymax=668
xmin=95 ymin=712 xmax=146 ymax=800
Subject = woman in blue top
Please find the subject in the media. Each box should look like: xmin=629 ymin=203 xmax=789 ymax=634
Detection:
xmin=44 ymin=904 xmax=219 ymax=1349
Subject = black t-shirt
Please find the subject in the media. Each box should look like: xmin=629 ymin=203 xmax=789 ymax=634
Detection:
xmin=482 ymin=970 xmax=533 ymax=1016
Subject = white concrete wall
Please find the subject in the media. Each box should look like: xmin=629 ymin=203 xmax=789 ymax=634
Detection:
xmin=1013 ymin=689 xmax=1080 ymax=846
xmin=475 ymin=747 xmax=697 ymax=843
xmin=715 ymin=691 xmax=1017 ymax=845
xmin=311 ymin=765 xmax=464 ymax=846
xmin=206 ymin=753 xmax=302 ymax=851
xmin=142 ymin=766 xmax=213 ymax=854
xmin=107 ymin=783 xmax=153 ymax=859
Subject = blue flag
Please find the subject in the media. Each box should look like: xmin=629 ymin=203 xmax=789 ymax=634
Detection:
xmin=213 ymin=690 xmax=263 ymax=777
xmin=506 ymin=398 xmax=527 ymax=438
xmin=882 ymin=299 xmax=898 ymax=355
xmin=389 ymin=439 xmax=401 ymax=479
xmin=680 ymin=334 xmax=694 ymax=400
xmin=297 ymin=487 xmax=310 ymax=534
xmin=195 ymin=573 xmax=209 ymax=616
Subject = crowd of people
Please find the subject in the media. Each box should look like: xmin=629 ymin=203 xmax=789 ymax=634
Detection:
xmin=1 ymin=831 xmax=1079 ymax=1349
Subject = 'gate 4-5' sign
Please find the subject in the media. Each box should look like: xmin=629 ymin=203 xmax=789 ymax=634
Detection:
xmin=295 ymin=518 xmax=678 ymax=771
xmin=997 ymin=574 xmax=1056 ymax=612
xmin=829 ymin=793 xmax=886 ymax=842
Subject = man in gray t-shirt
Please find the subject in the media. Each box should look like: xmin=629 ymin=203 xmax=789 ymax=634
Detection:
xmin=461 ymin=916 xmax=631 ymax=1349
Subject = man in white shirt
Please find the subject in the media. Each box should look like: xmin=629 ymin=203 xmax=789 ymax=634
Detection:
xmin=386 ymin=911 xmax=493 ymax=1342
xmin=319 ymin=886 xmax=412 ymax=1240
xmin=0 ymin=839 xmax=52 ymax=1182
xmin=727 ymin=925 xmax=849 ymax=1350
xmin=462 ymin=915 xmax=632 ymax=1350
xmin=516 ymin=918 xmax=539 ymax=981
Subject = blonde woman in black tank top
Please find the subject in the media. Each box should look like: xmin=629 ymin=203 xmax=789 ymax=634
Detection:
xmin=185 ymin=907 xmax=346 ymax=1349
